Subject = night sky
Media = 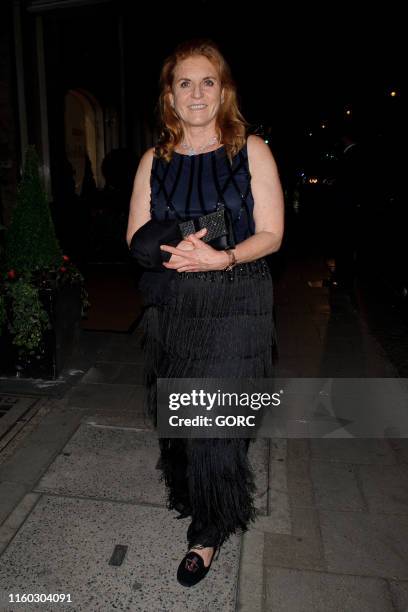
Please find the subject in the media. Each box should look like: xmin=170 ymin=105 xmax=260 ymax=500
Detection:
xmin=43 ymin=0 xmax=404 ymax=175
xmin=140 ymin=2 xmax=404 ymax=136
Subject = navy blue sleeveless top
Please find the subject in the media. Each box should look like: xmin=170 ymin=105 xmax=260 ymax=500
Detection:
xmin=150 ymin=143 xmax=255 ymax=244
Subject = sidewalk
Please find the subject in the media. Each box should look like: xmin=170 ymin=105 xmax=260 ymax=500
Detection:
xmin=238 ymin=254 xmax=408 ymax=611
xmin=0 ymin=253 xmax=407 ymax=611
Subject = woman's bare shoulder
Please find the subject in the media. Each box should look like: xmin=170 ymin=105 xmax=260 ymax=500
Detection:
xmin=246 ymin=134 xmax=273 ymax=157
xmin=246 ymin=135 xmax=277 ymax=177
xmin=134 ymin=147 xmax=155 ymax=177
xmin=141 ymin=146 xmax=156 ymax=164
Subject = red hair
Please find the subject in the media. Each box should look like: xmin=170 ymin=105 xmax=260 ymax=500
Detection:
xmin=155 ymin=39 xmax=248 ymax=162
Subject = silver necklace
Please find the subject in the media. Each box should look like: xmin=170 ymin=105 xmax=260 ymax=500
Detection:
xmin=180 ymin=136 xmax=219 ymax=156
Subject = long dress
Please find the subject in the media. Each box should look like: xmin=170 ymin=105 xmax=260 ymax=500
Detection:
xmin=139 ymin=142 xmax=276 ymax=550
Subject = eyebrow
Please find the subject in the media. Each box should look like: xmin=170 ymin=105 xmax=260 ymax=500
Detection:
xmin=176 ymin=76 xmax=218 ymax=82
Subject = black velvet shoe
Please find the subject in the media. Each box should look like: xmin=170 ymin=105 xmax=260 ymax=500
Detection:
xmin=176 ymin=544 xmax=218 ymax=587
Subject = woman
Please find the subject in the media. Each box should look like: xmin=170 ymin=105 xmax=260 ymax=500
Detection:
xmin=126 ymin=38 xmax=284 ymax=587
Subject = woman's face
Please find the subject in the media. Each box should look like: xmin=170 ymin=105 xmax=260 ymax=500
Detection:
xmin=169 ymin=55 xmax=224 ymax=130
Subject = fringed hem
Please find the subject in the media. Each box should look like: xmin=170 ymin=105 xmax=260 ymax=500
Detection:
xmin=186 ymin=437 xmax=257 ymax=548
xmin=158 ymin=437 xmax=257 ymax=549
xmin=139 ymin=259 xmax=276 ymax=424
xmin=139 ymin=259 xmax=275 ymax=548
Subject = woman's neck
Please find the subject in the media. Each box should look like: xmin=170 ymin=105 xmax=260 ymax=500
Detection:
xmin=182 ymin=126 xmax=218 ymax=149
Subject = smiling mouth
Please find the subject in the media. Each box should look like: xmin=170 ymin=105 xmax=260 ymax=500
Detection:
xmin=189 ymin=104 xmax=207 ymax=110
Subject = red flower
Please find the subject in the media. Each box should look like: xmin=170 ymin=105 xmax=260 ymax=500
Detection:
xmin=60 ymin=266 xmax=67 ymax=273
xmin=7 ymin=269 xmax=16 ymax=279
xmin=62 ymin=255 xmax=70 ymax=262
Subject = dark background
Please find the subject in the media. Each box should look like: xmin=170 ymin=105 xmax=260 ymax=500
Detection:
xmin=0 ymin=0 xmax=405 ymax=281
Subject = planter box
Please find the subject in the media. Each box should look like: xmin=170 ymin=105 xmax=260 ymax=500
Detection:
xmin=0 ymin=283 xmax=82 ymax=380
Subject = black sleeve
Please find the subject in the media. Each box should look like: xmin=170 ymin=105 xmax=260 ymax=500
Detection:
xmin=128 ymin=218 xmax=182 ymax=271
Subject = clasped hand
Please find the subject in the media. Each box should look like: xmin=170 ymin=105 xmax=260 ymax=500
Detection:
xmin=160 ymin=228 xmax=229 ymax=273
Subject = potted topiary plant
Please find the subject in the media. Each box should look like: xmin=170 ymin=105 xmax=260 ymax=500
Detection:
xmin=0 ymin=146 xmax=89 ymax=379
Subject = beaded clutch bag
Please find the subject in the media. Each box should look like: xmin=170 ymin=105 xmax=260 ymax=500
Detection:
xmin=178 ymin=205 xmax=235 ymax=250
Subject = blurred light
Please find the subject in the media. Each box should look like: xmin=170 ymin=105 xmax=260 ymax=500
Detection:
xmin=345 ymin=109 xmax=352 ymax=116
xmin=308 ymin=131 xmax=313 ymax=136
xmin=390 ymin=90 xmax=397 ymax=97
xmin=264 ymin=139 xmax=269 ymax=144
xmin=308 ymin=177 xmax=319 ymax=184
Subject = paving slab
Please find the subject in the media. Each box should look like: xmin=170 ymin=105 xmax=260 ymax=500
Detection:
xmin=35 ymin=425 xmax=270 ymax=515
xmin=358 ymin=464 xmax=408 ymax=514
xmin=236 ymin=528 xmax=264 ymax=612
xmin=81 ymin=362 xmax=145 ymax=385
xmin=320 ymin=510 xmax=408 ymax=579
xmin=388 ymin=580 xmax=408 ymax=612
xmin=0 ymin=399 xmax=55 ymax=466
xmin=310 ymin=462 xmax=366 ymax=511
xmin=35 ymin=425 xmax=166 ymax=506
xmin=0 ymin=492 xmax=40 ymax=555
xmin=263 ymin=505 xmax=326 ymax=572
xmin=263 ymin=531 xmax=326 ymax=572
xmin=83 ymin=411 xmax=152 ymax=430
xmin=0 ymin=377 xmax=73 ymax=399
xmin=0 ymin=481 xmax=28 ymax=526
xmin=286 ymin=440 xmax=315 ymax=509
xmin=64 ymin=382 xmax=146 ymax=416
xmin=0 ymin=407 xmax=83 ymax=488
xmin=310 ymin=438 xmax=397 ymax=465
xmin=291 ymin=506 xmax=323 ymax=539
xmin=0 ymin=395 xmax=39 ymax=439
xmin=0 ymin=495 xmax=240 ymax=611
xmin=265 ymin=567 xmax=394 ymax=612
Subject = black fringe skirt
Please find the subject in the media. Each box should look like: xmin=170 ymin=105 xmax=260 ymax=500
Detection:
xmin=139 ymin=258 xmax=276 ymax=549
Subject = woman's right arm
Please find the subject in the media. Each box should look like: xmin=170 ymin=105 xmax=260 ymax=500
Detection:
xmin=126 ymin=147 xmax=205 ymax=265
xmin=125 ymin=147 xmax=155 ymax=247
